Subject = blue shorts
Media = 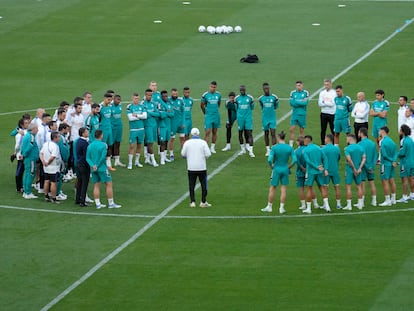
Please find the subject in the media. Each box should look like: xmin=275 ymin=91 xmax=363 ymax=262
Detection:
xmin=159 ymin=127 xmax=170 ymax=142
xmin=102 ymin=129 xmax=114 ymax=146
xmin=112 ymin=126 xmax=123 ymax=143
xmin=171 ymin=120 xmax=185 ymax=136
xmin=184 ymin=119 xmax=192 ymax=135
xmin=323 ymin=173 xmax=340 ymax=186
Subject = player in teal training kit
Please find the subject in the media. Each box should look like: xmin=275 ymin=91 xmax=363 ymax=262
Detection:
xmin=21 ymin=123 xmax=39 ymax=199
xmin=126 ymin=93 xmax=147 ymax=169
xmin=168 ymin=88 xmax=185 ymax=161
xmin=369 ymin=89 xmax=389 ymax=142
xmin=201 ymin=81 xmax=221 ymax=153
xmin=289 ymin=80 xmax=309 ymax=147
xmin=378 ymin=126 xmax=397 ymax=206
xmin=111 ymin=94 xmax=125 ymax=167
xmin=182 ymin=86 xmax=194 ymax=140
xmin=84 ymin=103 xmax=101 ymax=143
xmin=302 ymin=135 xmax=330 ymax=213
xmin=158 ymin=90 xmax=174 ymax=165
xmin=221 ymin=92 xmax=237 ymax=152
xmin=143 ymin=89 xmax=160 ymax=167
xmin=235 ymin=85 xmax=255 ymax=157
xmin=259 ymin=82 xmax=279 ymax=156
xmin=86 ymin=130 xmax=121 ymax=209
xmin=99 ymin=93 xmax=115 ymax=171
xmin=397 ymin=124 xmax=414 ymax=203
xmin=358 ymin=127 xmax=378 ymax=207
xmin=343 ymin=134 xmax=366 ymax=210
xmin=261 ymin=131 xmax=296 ymax=214
xmin=322 ymin=134 xmax=342 ymax=209
xmin=333 ymin=85 xmax=352 ymax=145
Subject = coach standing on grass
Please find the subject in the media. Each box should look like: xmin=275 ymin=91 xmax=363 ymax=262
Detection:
xmin=181 ymin=128 xmax=212 ymax=208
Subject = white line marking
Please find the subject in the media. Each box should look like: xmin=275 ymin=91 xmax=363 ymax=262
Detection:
xmin=40 ymin=18 xmax=414 ymax=310
xmin=2 ymin=204 xmax=413 ymax=219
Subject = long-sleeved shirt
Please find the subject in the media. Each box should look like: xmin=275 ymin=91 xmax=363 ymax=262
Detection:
xmin=351 ymin=100 xmax=370 ymax=123
xmin=181 ymin=136 xmax=211 ymax=171
xmin=318 ymin=89 xmax=336 ymax=115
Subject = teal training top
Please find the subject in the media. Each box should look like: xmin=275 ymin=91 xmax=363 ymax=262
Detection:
xmin=358 ymin=137 xmax=377 ymax=170
xmin=126 ymin=102 xmax=146 ymax=130
xmin=58 ymin=133 xmax=70 ymax=162
xmin=169 ymin=96 xmax=185 ymax=126
xmin=289 ymin=89 xmax=309 ymax=116
xmin=84 ymin=114 xmax=100 ymax=142
xmin=398 ymin=136 xmax=414 ymax=169
xmin=111 ymin=104 xmax=123 ymax=128
xmin=380 ymin=136 xmax=397 ymax=166
xmin=259 ymin=94 xmax=279 ymax=123
xmin=322 ymin=143 xmax=341 ymax=175
xmin=21 ymin=132 xmax=39 ymax=161
xmin=143 ymin=100 xmax=160 ymax=128
xmin=183 ymin=96 xmax=194 ymax=120
xmin=371 ymin=100 xmax=390 ymax=127
xmin=344 ymin=143 xmax=365 ymax=170
xmin=303 ymin=143 xmax=327 ymax=175
xmin=334 ymin=95 xmax=352 ymax=120
xmin=295 ymin=145 xmax=306 ymax=177
xmin=99 ymin=105 xmax=112 ymax=131
xmin=86 ymin=140 xmax=107 ymax=172
xmin=158 ymin=99 xmax=174 ymax=128
xmin=235 ymin=94 xmax=254 ymax=119
xmin=268 ymin=143 xmax=296 ymax=169
xmin=201 ymin=91 xmax=221 ymax=116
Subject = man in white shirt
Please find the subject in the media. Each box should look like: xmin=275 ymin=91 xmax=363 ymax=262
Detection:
xmin=403 ymin=108 xmax=414 ymax=141
xmin=40 ymin=131 xmax=61 ymax=204
xmin=318 ymin=79 xmax=336 ymax=145
xmin=181 ymin=128 xmax=212 ymax=208
xmin=82 ymin=92 xmax=93 ymax=118
xmin=351 ymin=91 xmax=370 ymax=142
xmin=397 ymin=96 xmax=408 ymax=133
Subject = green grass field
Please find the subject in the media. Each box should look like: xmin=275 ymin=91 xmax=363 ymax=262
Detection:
xmin=1 ymin=0 xmax=414 ymax=310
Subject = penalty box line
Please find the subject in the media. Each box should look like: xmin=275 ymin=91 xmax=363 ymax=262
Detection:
xmin=40 ymin=18 xmax=414 ymax=311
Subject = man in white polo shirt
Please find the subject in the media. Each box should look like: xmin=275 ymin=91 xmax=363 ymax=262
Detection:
xmin=39 ymin=131 xmax=62 ymax=204
xmin=181 ymin=128 xmax=212 ymax=208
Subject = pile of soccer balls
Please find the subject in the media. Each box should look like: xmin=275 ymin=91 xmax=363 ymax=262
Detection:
xmin=198 ymin=25 xmax=242 ymax=34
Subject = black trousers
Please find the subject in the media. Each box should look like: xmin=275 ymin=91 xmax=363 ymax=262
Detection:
xmin=15 ymin=159 xmax=24 ymax=192
xmin=320 ymin=113 xmax=335 ymax=144
xmin=354 ymin=122 xmax=368 ymax=142
xmin=188 ymin=170 xmax=207 ymax=203
xmin=76 ymin=163 xmax=90 ymax=204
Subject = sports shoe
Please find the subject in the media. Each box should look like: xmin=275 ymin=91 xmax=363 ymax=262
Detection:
xmin=222 ymin=145 xmax=231 ymax=151
xmin=189 ymin=202 xmax=196 ymax=208
xmin=391 ymin=198 xmax=396 ymax=205
xmin=59 ymin=191 xmax=67 ymax=199
xmin=302 ymin=208 xmax=311 ymax=214
xmin=160 ymin=159 xmax=165 ymax=165
xmin=50 ymin=199 xmax=60 ymax=204
xmin=353 ymin=202 xmax=364 ymax=208
xmin=261 ymin=206 xmax=272 ymax=212
xmin=115 ymin=161 xmax=126 ymax=167
xmin=265 ymin=150 xmax=270 ymax=157
xmin=279 ymin=207 xmax=286 ymax=214
xmin=56 ymin=194 xmax=67 ymax=201
xmin=96 ymin=204 xmax=106 ymax=209
xmin=249 ymin=151 xmax=255 ymax=158
xmin=145 ymin=158 xmax=151 ymax=165
xmin=210 ymin=147 xmax=216 ymax=154
xmin=200 ymin=202 xmax=212 ymax=208
xmin=298 ymin=205 xmax=306 ymax=210
xmin=342 ymin=206 xmax=352 ymax=211
xmin=38 ymin=188 xmax=45 ymax=194
xmin=410 ymin=195 xmax=414 ymax=201
xmin=135 ymin=162 xmax=143 ymax=168
xmin=313 ymin=203 xmax=320 ymax=209
xmin=170 ymin=155 xmax=174 ymax=162
xmin=325 ymin=205 xmax=331 ymax=213
xmin=238 ymin=149 xmax=246 ymax=155
xmin=152 ymin=161 xmax=159 ymax=167
xmin=336 ymin=204 xmax=342 ymax=209
xmin=108 ymin=203 xmax=121 ymax=209
xmin=85 ymin=196 xmax=94 ymax=203
xmin=356 ymin=204 xmax=363 ymax=210
xmin=23 ymin=193 xmax=38 ymax=199
xmin=379 ymin=200 xmax=392 ymax=207
xmin=396 ymin=197 xmax=409 ymax=203
xmin=127 ymin=164 xmax=132 ymax=170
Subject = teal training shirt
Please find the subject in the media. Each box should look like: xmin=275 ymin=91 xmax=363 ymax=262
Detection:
xmin=289 ymin=89 xmax=309 ymax=116
xmin=380 ymin=136 xmax=397 ymax=166
xmin=169 ymin=96 xmax=185 ymax=125
xmin=259 ymin=94 xmax=279 ymax=123
xmin=344 ymin=143 xmax=365 ymax=170
xmin=372 ymin=100 xmax=390 ymax=127
xmin=322 ymin=143 xmax=341 ymax=175
xmin=158 ymin=99 xmax=174 ymax=128
xmin=398 ymin=136 xmax=414 ymax=169
xmin=86 ymin=140 xmax=107 ymax=172
xmin=268 ymin=143 xmax=296 ymax=169
xmin=126 ymin=102 xmax=146 ymax=130
xmin=201 ymin=91 xmax=221 ymax=116
xmin=303 ymin=143 xmax=327 ymax=175
xmin=183 ymin=96 xmax=194 ymax=120
xmin=111 ymin=104 xmax=123 ymax=128
xmin=21 ymin=132 xmax=39 ymax=161
xmin=143 ymin=100 xmax=159 ymax=128
xmin=235 ymin=94 xmax=254 ymax=120
xmin=334 ymin=95 xmax=352 ymax=120
xmin=295 ymin=145 xmax=306 ymax=177
xmin=84 ymin=114 xmax=100 ymax=142
xmin=99 ymin=105 xmax=112 ymax=131
xmin=358 ymin=137 xmax=377 ymax=170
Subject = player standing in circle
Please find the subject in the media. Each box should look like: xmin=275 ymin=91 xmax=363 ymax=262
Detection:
xmin=259 ymin=82 xmax=279 ymax=156
xmin=235 ymin=85 xmax=255 ymax=157
xmin=168 ymin=88 xmax=185 ymax=161
xmin=111 ymin=94 xmax=126 ymax=167
xmin=21 ymin=123 xmax=39 ymax=199
xmin=333 ymin=85 xmax=352 ymax=146
xmin=261 ymin=131 xmax=296 ymax=214
xmin=143 ymin=89 xmax=160 ymax=167
xmin=369 ymin=89 xmax=389 ymax=161
xmin=201 ymin=81 xmax=221 ymax=154
xmin=378 ymin=126 xmax=397 ymax=206
xmin=182 ymin=86 xmax=194 ymax=141
xmin=397 ymin=124 xmax=414 ymax=203
xmin=318 ymin=79 xmax=336 ymax=146
xmin=158 ymin=90 xmax=174 ymax=165
xmin=99 ymin=93 xmax=116 ymax=171
xmin=221 ymin=91 xmax=237 ymax=151
xmin=289 ymin=81 xmax=309 ymax=147
xmin=351 ymin=92 xmax=370 ymax=142
xmin=322 ymin=134 xmax=342 ymax=209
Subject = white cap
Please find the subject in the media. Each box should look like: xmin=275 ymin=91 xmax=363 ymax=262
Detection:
xmin=191 ymin=128 xmax=200 ymax=136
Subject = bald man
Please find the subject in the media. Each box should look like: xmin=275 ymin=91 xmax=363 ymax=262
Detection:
xmin=351 ymin=92 xmax=370 ymax=142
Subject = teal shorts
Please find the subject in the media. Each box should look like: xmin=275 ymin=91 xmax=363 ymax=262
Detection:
xmin=380 ymin=164 xmax=395 ymax=180
xmin=92 ymin=169 xmax=112 ymax=183
xmin=112 ymin=126 xmax=123 ymax=143
xmin=361 ymin=166 xmax=375 ymax=181
xmin=372 ymin=122 xmax=385 ymax=139
xmin=323 ymin=173 xmax=340 ymax=185
xmin=290 ymin=114 xmax=306 ymax=128
xmin=334 ymin=118 xmax=351 ymax=134
xmin=400 ymin=166 xmax=414 ymax=178
xmin=205 ymin=114 xmax=220 ymax=129
xmin=184 ymin=119 xmax=192 ymax=135
xmin=270 ymin=167 xmax=289 ymax=186
xmin=237 ymin=117 xmax=253 ymax=131
xmin=129 ymin=129 xmax=145 ymax=144
xmin=304 ymin=172 xmax=324 ymax=187
xmin=262 ymin=119 xmax=276 ymax=131
xmin=102 ymin=129 xmax=114 ymax=146
xmin=159 ymin=127 xmax=170 ymax=142
xmin=171 ymin=120 xmax=185 ymax=136
xmin=296 ymin=175 xmax=305 ymax=188
xmin=145 ymin=126 xmax=157 ymax=144
xmin=345 ymin=168 xmax=362 ymax=185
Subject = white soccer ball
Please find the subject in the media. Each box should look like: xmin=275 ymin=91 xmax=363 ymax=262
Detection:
xmin=227 ymin=26 xmax=233 ymax=33
xmin=207 ymin=26 xmax=215 ymax=34
xmin=222 ymin=26 xmax=230 ymax=34
xmin=215 ymin=26 xmax=223 ymax=34
xmin=198 ymin=25 xmax=206 ymax=33
xmin=234 ymin=25 xmax=242 ymax=33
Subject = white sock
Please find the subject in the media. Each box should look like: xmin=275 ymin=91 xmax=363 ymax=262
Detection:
xmin=170 ymin=150 xmax=174 ymax=157
xmin=358 ymin=198 xmax=364 ymax=206
xmin=150 ymin=154 xmax=156 ymax=163
xmin=391 ymin=193 xmax=396 ymax=201
xmin=268 ymin=202 xmax=273 ymax=208
xmin=347 ymin=199 xmax=351 ymax=207
xmin=410 ymin=192 xmax=414 ymax=197
xmin=144 ymin=146 xmax=148 ymax=157
xmin=266 ymin=146 xmax=270 ymax=151
xmin=106 ymin=158 xmax=111 ymax=168
xmin=108 ymin=198 xmax=114 ymax=205
xmin=289 ymin=140 xmax=294 ymax=147
xmin=323 ymin=197 xmax=329 ymax=206
xmin=312 ymin=198 xmax=319 ymax=207
xmin=128 ymin=154 xmax=133 ymax=165
xmin=300 ymin=200 xmax=305 ymax=208
xmin=135 ymin=153 xmax=140 ymax=163
xmin=372 ymin=195 xmax=377 ymax=203
xmin=385 ymin=195 xmax=390 ymax=202
xmin=95 ymin=199 xmax=101 ymax=206
xmin=336 ymin=199 xmax=341 ymax=206
xmin=240 ymin=144 xmax=245 ymax=151
xmin=306 ymin=202 xmax=311 ymax=210
xmin=211 ymin=143 xmax=215 ymax=149
xmin=280 ymin=203 xmax=285 ymax=209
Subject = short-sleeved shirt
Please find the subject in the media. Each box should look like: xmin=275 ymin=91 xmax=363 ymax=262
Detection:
xmin=41 ymin=141 xmax=61 ymax=174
